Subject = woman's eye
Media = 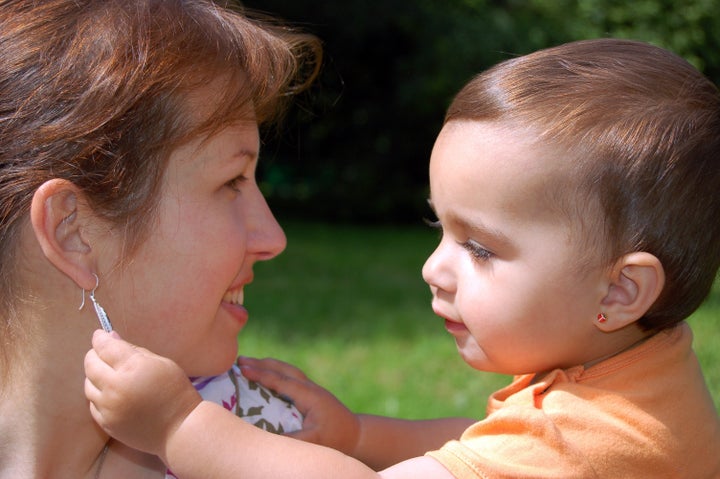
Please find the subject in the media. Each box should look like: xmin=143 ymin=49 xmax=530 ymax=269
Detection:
xmin=460 ymin=240 xmax=493 ymax=261
xmin=226 ymin=175 xmax=248 ymax=192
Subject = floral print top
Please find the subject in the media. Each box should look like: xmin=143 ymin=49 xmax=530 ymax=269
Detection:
xmin=165 ymin=363 xmax=303 ymax=478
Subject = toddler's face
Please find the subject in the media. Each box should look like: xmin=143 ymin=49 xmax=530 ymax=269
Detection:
xmin=422 ymin=120 xmax=609 ymax=375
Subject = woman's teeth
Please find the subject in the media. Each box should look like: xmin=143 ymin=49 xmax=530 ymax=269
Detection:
xmin=223 ymin=289 xmax=244 ymax=305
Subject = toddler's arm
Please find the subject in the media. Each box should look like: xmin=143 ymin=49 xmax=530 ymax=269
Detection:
xmin=84 ymin=330 xmax=456 ymax=479
xmin=239 ymin=357 xmax=474 ymax=470
xmin=83 ymin=330 xmax=203 ymax=457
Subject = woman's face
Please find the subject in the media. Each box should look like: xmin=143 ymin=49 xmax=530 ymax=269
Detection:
xmin=97 ymin=91 xmax=286 ymax=376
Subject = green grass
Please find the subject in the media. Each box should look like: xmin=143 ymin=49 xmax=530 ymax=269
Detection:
xmin=240 ymin=221 xmax=720 ymax=418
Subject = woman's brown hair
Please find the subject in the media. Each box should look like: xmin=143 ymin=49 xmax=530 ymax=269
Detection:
xmin=446 ymin=38 xmax=720 ymax=332
xmin=0 ymin=0 xmax=320 ymax=365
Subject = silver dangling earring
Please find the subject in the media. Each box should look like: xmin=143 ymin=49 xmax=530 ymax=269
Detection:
xmin=79 ymin=274 xmax=113 ymax=332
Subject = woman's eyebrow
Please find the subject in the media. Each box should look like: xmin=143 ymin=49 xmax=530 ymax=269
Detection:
xmin=233 ymin=148 xmax=258 ymax=162
xmin=217 ymin=149 xmax=257 ymax=171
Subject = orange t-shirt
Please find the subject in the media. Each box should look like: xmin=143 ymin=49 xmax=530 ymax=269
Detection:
xmin=427 ymin=322 xmax=720 ymax=478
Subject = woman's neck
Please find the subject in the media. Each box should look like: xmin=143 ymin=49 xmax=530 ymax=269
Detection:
xmin=0 ymin=325 xmax=109 ymax=478
xmin=1 ymin=327 xmax=166 ymax=479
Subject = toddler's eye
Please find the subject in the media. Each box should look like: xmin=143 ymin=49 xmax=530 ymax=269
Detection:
xmin=423 ymin=218 xmax=443 ymax=238
xmin=461 ymin=240 xmax=493 ymax=262
xmin=424 ymin=218 xmax=442 ymax=230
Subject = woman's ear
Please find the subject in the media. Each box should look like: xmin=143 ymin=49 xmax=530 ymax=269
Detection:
xmin=30 ymin=179 xmax=97 ymax=290
xmin=597 ymin=252 xmax=665 ymax=332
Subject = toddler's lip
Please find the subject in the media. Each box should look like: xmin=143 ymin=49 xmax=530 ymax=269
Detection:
xmin=431 ymin=302 xmax=466 ymax=331
xmin=431 ymin=301 xmax=452 ymax=321
xmin=444 ymin=318 xmax=468 ymax=335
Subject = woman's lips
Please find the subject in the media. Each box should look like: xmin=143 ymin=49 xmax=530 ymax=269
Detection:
xmin=222 ymin=300 xmax=248 ymax=328
xmin=222 ymin=287 xmax=248 ymax=327
xmin=223 ymin=288 xmax=244 ymax=305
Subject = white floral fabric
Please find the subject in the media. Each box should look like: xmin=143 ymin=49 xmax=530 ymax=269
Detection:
xmin=165 ymin=363 xmax=303 ymax=478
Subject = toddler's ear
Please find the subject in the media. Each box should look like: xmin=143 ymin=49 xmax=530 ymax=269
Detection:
xmin=598 ymin=252 xmax=665 ymax=332
xmin=30 ymin=179 xmax=98 ymax=291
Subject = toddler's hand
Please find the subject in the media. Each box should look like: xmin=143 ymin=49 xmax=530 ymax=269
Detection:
xmin=237 ymin=356 xmax=361 ymax=456
xmin=84 ymin=330 xmax=202 ymax=456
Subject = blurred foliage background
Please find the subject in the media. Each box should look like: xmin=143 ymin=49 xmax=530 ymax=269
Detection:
xmin=242 ymin=0 xmax=720 ymax=224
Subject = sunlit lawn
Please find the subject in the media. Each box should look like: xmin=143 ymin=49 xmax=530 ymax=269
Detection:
xmin=240 ymin=221 xmax=720 ymax=418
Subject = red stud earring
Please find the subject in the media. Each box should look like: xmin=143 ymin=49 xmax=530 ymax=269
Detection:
xmin=597 ymin=313 xmax=608 ymax=323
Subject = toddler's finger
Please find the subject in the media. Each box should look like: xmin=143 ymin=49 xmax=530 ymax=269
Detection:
xmin=283 ymin=427 xmax=318 ymax=443
xmin=239 ymin=365 xmax=318 ymax=412
xmin=86 ymin=393 xmax=110 ymax=433
xmin=83 ymin=348 xmax=120 ymax=405
xmin=237 ymin=356 xmax=309 ymax=381
xmin=91 ymin=329 xmax=138 ymax=366
xmin=238 ymin=361 xmax=291 ymax=387
xmin=84 ymin=348 xmax=106 ymax=383
xmin=84 ymin=376 xmax=101 ymax=408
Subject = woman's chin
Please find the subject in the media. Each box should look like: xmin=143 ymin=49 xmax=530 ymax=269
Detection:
xmin=184 ymin=345 xmax=239 ymax=378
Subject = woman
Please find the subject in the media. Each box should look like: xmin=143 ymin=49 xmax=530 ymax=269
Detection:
xmin=0 ymin=0 xmax=319 ymax=477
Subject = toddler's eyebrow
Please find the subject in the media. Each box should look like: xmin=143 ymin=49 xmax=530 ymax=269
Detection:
xmin=427 ymin=198 xmax=511 ymax=249
xmin=448 ymin=211 xmax=513 ymax=250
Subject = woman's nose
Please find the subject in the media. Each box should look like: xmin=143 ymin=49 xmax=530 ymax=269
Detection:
xmin=247 ymin=188 xmax=287 ymax=261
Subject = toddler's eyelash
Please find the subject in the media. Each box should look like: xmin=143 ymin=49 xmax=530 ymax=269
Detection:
xmin=423 ymin=218 xmax=442 ymax=230
xmin=461 ymin=240 xmax=493 ymax=261
xmin=423 ymin=217 xmax=492 ymax=261
xmin=423 ymin=218 xmax=443 ymax=238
